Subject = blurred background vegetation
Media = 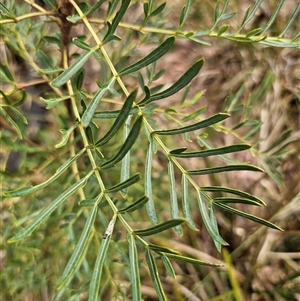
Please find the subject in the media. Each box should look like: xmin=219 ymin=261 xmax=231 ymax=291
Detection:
xmin=1 ymin=0 xmax=299 ymax=300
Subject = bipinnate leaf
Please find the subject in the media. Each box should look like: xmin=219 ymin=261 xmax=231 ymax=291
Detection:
xmin=139 ymin=59 xmax=204 ymax=105
xmin=51 ymin=49 xmax=95 ymax=87
xmin=57 ymin=204 xmax=98 ymax=290
xmin=181 ymin=174 xmax=198 ymax=230
xmin=196 ymin=190 xmax=228 ymax=247
xmin=106 ymin=173 xmax=140 ymax=193
xmin=215 ymin=203 xmax=283 ymax=230
xmin=3 ymin=148 xmax=86 ymax=197
xmin=95 ymin=89 xmax=137 ymax=146
xmin=188 ymin=164 xmax=264 ymax=175
xmin=119 ymin=37 xmax=175 ymax=76
xmin=145 ymin=141 xmax=158 ymax=224
xmin=154 ymin=113 xmax=230 ymax=136
xmin=128 ymin=235 xmax=142 ymax=301
xmin=202 ymin=186 xmax=265 ymax=205
xmin=146 ymin=249 xmax=167 ymax=301
xmin=103 ymin=0 xmax=131 ymax=44
xmin=171 ymin=144 xmax=251 ymax=158
xmin=160 ymin=252 xmax=223 ymax=267
xmin=82 ymin=79 xmax=115 ymax=128
xmin=168 ymin=159 xmax=182 ymax=235
xmin=134 ymin=219 xmax=185 ymax=236
xmin=118 ymin=195 xmax=149 ymax=213
xmin=100 ymin=116 xmax=143 ymax=169
xmin=8 ymin=171 xmax=93 ymax=243
xmin=88 ymin=215 xmax=116 ymax=301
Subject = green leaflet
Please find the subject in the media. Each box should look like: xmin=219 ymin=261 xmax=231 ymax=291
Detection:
xmin=188 ymin=164 xmax=264 ymax=175
xmin=0 ymin=107 xmax=24 ymax=139
xmin=8 ymin=171 xmax=93 ymax=243
xmin=55 ymin=124 xmax=78 ymax=148
xmin=215 ymin=203 xmax=283 ymax=231
xmin=148 ymin=243 xmax=180 ymax=255
xmin=214 ymin=197 xmax=263 ymax=206
xmin=134 ymin=219 xmax=185 ymax=236
xmin=128 ymin=235 xmax=142 ymax=301
xmin=196 ymin=190 xmax=228 ymax=246
xmin=0 ymin=2 xmax=15 ymax=18
xmin=171 ymin=144 xmax=251 ymax=158
xmin=154 ymin=113 xmax=230 ymax=136
xmin=119 ymin=37 xmax=175 ymax=76
xmin=209 ymin=204 xmax=222 ymax=252
xmin=159 ymin=252 xmax=223 ymax=267
xmin=51 ymin=49 xmax=96 ymax=87
xmin=106 ymin=173 xmax=140 ymax=193
xmin=93 ymin=107 xmax=139 ymax=119
xmin=82 ymin=79 xmax=115 ymax=128
xmin=179 ymin=0 xmax=192 ymax=28
xmin=100 ymin=116 xmax=143 ymax=169
xmin=118 ymin=195 xmax=149 ymax=213
xmin=201 ymin=186 xmax=265 ymax=205
xmin=95 ymin=89 xmax=137 ymax=146
xmin=159 ymin=253 xmax=175 ymax=278
xmin=57 ymin=204 xmax=99 ymax=290
xmin=279 ymin=4 xmax=300 ymax=37
xmin=168 ymin=159 xmax=182 ymax=235
xmin=181 ymin=174 xmax=198 ymax=230
xmin=3 ymin=148 xmax=86 ymax=197
xmin=88 ymin=215 xmax=116 ymax=301
xmin=145 ymin=140 xmax=158 ymax=224
xmin=103 ymin=0 xmax=131 ymax=43
xmin=146 ymin=249 xmax=167 ymax=301
xmin=139 ymin=59 xmax=204 ymax=105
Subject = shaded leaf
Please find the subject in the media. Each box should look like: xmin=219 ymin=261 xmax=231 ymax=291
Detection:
xmin=146 ymin=249 xmax=167 ymax=301
xmin=95 ymin=89 xmax=137 ymax=146
xmin=148 ymin=244 xmax=180 ymax=255
xmin=118 ymin=195 xmax=149 ymax=213
xmin=154 ymin=113 xmax=230 ymax=136
xmin=100 ymin=116 xmax=143 ymax=169
xmin=215 ymin=203 xmax=283 ymax=231
xmin=128 ymin=235 xmax=142 ymax=301
xmin=214 ymin=197 xmax=262 ymax=206
xmin=57 ymin=204 xmax=98 ymax=290
xmin=188 ymin=164 xmax=264 ymax=175
xmin=8 ymin=171 xmax=93 ymax=243
xmin=119 ymin=37 xmax=175 ymax=76
xmin=134 ymin=219 xmax=185 ymax=236
xmin=171 ymin=144 xmax=251 ymax=158
xmin=106 ymin=173 xmax=140 ymax=193
xmin=93 ymin=107 xmax=139 ymax=119
xmin=160 ymin=254 xmax=175 ymax=278
xmin=3 ymin=148 xmax=86 ymax=197
xmin=139 ymin=59 xmax=204 ymax=105
xmin=209 ymin=204 xmax=222 ymax=252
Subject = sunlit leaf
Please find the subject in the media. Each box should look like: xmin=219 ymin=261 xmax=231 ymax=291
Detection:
xmin=51 ymin=49 xmax=96 ymax=87
xmin=55 ymin=124 xmax=78 ymax=148
xmin=148 ymin=244 xmax=180 ymax=255
xmin=82 ymin=79 xmax=115 ymax=127
xmin=160 ymin=253 xmax=175 ymax=278
xmin=179 ymin=0 xmax=192 ymax=28
xmin=0 ymin=2 xmax=15 ymax=18
xmin=214 ymin=197 xmax=262 ymax=206
xmin=134 ymin=219 xmax=185 ymax=236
